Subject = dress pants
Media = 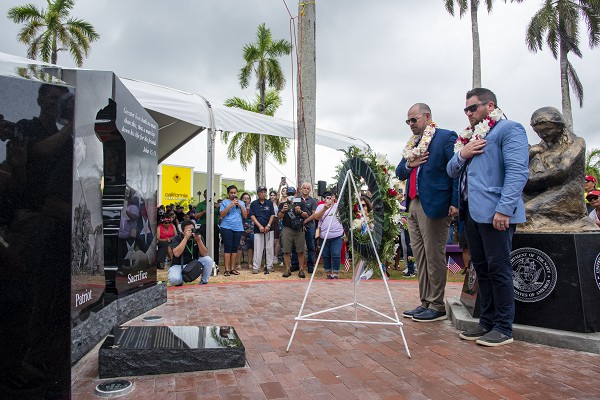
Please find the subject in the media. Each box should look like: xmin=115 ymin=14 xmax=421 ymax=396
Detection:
xmin=252 ymin=231 xmax=274 ymax=271
xmin=464 ymin=210 xmax=515 ymax=336
xmin=407 ymin=197 xmax=450 ymax=312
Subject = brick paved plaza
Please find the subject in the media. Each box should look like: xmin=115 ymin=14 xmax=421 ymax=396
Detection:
xmin=72 ymin=280 xmax=600 ymax=399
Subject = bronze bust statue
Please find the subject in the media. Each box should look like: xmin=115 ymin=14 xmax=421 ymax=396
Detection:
xmin=521 ymin=107 xmax=598 ymax=232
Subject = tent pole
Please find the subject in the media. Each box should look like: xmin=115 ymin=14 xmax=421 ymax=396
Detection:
xmin=200 ymin=96 xmax=217 ymax=264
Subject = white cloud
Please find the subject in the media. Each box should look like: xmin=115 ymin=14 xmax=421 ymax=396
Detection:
xmin=1 ymin=0 xmax=599 ymax=191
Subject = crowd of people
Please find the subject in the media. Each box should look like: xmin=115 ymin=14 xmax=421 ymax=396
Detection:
xmin=154 ymin=86 xmax=597 ymax=348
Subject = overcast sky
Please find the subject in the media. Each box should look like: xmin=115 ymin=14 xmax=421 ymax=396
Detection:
xmin=2 ymin=0 xmax=599 ymax=191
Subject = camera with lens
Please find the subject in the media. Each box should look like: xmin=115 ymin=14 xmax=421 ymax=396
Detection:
xmin=287 ymin=196 xmax=302 ymax=208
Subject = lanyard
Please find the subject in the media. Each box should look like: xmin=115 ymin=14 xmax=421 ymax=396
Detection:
xmin=185 ymin=240 xmax=194 ymax=256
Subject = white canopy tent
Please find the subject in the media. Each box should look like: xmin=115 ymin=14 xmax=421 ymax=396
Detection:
xmin=0 ymin=51 xmax=368 ymax=261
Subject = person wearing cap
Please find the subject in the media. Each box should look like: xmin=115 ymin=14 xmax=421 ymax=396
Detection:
xmin=585 ymin=176 xmax=598 ymax=213
xmin=291 ymin=182 xmax=318 ymax=273
xmin=249 ymin=186 xmax=276 ymax=274
xmin=586 ymin=190 xmax=600 ymax=228
xmin=278 ymin=186 xmax=309 ymax=278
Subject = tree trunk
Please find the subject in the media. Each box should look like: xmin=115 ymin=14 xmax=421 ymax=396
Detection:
xmin=51 ymin=35 xmax=58 ymax=64
xmin=257 ymin=80 xmax=266 ymax=189
xmin=559 ymin=42 xmax=573 ymax=131
xmin=470 ymin=0 xmax=481 ymax=88
xmin=255 ymin=148 xmax=261 ymax=191
xmin=297 ymin=1 xmax=316 ymax=188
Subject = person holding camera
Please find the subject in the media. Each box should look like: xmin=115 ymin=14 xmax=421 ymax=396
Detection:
xmin=278 ymin=186 xmax=309 ymax=278
xmin=305 ymin=189 xmax=344 ymax=279
xmin=167 ymin=220 xmax=214 ymax=286
xmin=219 ymin=185 xmax=247 ymax=276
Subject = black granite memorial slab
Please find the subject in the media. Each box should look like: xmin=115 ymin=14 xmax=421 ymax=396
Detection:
xmin=460 ymin=232 xmax=600 ymax=332
xmin=512 ymin=232 xmax=600 ymax=333
xmin=0 ymin=73 xmax=74 ymax=399
xmin=99 ymin=325 xmax=245 ymax=378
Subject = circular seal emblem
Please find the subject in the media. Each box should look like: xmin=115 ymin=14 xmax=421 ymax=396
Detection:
xmin=594 ymin=253 xmax=600 ymax=291
xmin=511 ymin=247 xmax=557 ymax=303
xmin=466 ymin=261 xmax=477 ymax=292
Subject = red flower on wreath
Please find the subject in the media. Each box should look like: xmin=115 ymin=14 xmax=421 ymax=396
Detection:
xmin=388 ymin=188 xmax=398 ymax=197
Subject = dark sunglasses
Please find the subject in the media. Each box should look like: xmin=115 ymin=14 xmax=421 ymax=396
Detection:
xmin=463 ymin=102 xmax=488 ymax=114
xmin=405 ymin=114 xmax=424 ymax=125
xmin=588 ymin=196 xmax=599 ymax=201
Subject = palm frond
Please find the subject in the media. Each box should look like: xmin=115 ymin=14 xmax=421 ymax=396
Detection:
xmin=566 ymin=58 xmax=584 ymax=107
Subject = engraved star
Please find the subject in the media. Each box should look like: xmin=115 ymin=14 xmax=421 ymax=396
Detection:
xmin=124 ymin=241 xmax=136 ymax=259
xmin=140 ymin=216 xmax=151 ymax=237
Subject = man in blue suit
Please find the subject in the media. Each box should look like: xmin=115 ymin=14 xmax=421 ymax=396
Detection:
xmin=447 ymin=88 xmax=529 ymax=346
xmin=396 ymin=103 xmax=458 ymax=322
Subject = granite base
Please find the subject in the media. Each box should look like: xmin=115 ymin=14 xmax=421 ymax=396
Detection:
xmin=98 ymin=326 xmax=245 ymax=378
xmin=71 ymin=282 xmax=167 ymax=364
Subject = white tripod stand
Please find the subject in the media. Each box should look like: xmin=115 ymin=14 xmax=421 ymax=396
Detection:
xmin=286 ymin=169 xmax=411 ymax=358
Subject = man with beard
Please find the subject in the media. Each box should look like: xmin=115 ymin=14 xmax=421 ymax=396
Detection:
xmin=447 ymin=88 xmax=528 ymax=346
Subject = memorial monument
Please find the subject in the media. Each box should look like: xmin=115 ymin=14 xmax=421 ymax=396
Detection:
xmin=0 ymin=61 xmax=166 ymax=399
xmin=460 ymin=106 xmax=600 ymax=333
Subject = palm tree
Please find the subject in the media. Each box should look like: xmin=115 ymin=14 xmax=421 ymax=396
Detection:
xmin=586 ymin=148 xmax=600 ymax=181
xmin=222 ymin=90 xmax=290 ymax=189
xmin=239 ymin=23 xmax=291 ymax=187
xmin=7 ymin=0 xmax=100 ymax=66
xmin=444 ymin=0 xmax=509 ymax=88
xmin=521 ymin=0 xmax=600 ymax=130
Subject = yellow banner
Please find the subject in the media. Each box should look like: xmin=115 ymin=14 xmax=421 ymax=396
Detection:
xmin=161 ymin=165 xmax=193 ymax=205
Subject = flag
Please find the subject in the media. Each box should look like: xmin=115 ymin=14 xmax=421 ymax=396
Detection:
xmin=447 ymin=256 xmax=462 ymax=274
xmin=344 ymin=257 xmax=351 ymax=272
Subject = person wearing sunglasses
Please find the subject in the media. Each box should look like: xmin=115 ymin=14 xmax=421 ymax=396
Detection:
xmin=156 ymin=216 xmax=176 ymax=269
xmin=447 ymin=88 xmax=529 ymax=347
xmin=586 ymin=190 xmax=600 ymax=228
xmin=396 ymin=103 xmax=459 ymax=323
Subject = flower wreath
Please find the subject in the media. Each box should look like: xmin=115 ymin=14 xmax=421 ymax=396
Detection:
xmin=335 ymin=146 xmax=402 ymax=267
xmin=402 ymin=122 xmax=436 ymax=161
xmin=454 ymin=108 xmax=503 ymax=153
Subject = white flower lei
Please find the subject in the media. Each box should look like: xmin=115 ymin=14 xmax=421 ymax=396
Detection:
xmin=454 ymin=108 xmax=503 ymax=153
xmin=402 ymin=122 xmax=436 ymax=162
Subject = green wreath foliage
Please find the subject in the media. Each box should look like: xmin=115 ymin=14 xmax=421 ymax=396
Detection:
xmin=334 ymin=146 xmax=403 ymax=267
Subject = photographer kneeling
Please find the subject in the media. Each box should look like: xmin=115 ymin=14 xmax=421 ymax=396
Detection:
xmin=278 ymin=186 xmax=309 ymax=278
xmin=168 ymin=220 xmax=214 ymax=286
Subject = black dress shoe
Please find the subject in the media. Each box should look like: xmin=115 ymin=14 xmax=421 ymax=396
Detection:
xmin=402 ymin=306 xmax=426 ymax=318
xmin=412 ymin=309 xmax=447 ymax=322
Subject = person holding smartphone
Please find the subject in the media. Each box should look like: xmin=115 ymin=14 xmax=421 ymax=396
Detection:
xmin=219 ymin=185 xmax=247 ymax=276
xmin=305 ymin=188 xmax=344 ymax=279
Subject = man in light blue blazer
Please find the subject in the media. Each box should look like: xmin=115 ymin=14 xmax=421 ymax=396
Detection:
xmin=447 ymin=88 xmax=529 ymax=347
xmin=396 ymin=103 xmax=458 ymax=322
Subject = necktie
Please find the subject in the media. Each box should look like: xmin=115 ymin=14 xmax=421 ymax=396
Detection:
xmin=408 ymin=167 xmax=418 ymax=199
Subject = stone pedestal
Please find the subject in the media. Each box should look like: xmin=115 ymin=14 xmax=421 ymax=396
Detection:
xmin=99 ymin=326 xmax=246 ymax=378
xmin=512 ymin=232 xmax=600 ymax=333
